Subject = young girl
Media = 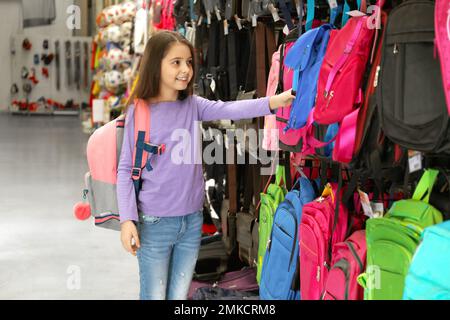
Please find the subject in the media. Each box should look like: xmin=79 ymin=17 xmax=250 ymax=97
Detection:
xmin=117 ymin=30 xmax=295 ymax=300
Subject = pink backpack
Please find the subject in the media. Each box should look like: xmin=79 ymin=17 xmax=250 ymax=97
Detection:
xmin=435 ymin=0 xmax=450 ymax=115
xmin=313 ymin=15 xmax=376 ymax=124
xmin=276 ymin=41 xmax=303 ymax=152
xmin=299 ymin=182 xmax=349 ymax=300
xmin=75 ymin=99 xmax=165 ymax=230
xmin=262 ymin=47 xmax=281 ymax=151
xmin=321 ymin=230 xmax=367 ymax=300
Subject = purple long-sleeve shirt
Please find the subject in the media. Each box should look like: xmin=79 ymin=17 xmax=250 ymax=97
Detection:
xmin=117 ymin=94 xmax=274 ymax=223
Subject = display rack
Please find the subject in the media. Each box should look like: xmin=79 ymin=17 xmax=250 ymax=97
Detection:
xmin=9 ymin=34 xmax=92 ymax=116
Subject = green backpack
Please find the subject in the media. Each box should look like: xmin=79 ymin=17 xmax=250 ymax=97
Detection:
xmin=256 ymin=165 xmax=287 ymax=284
xmin=359 ymin=169 xmax=443 ymax=300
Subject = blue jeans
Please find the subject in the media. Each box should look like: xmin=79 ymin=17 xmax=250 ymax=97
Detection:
xmin=136 ymin=210 xmax=203 ymax=300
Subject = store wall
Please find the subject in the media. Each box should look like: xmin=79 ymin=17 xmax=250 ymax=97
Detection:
xmin=0 ymin=0 xmax=76 ymax=112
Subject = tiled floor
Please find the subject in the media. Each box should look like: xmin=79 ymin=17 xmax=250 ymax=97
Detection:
xmin=0 ymin=112 xmax=139 ymax=299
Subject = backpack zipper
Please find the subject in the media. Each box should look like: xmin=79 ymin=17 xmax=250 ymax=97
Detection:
xmin=346 ymin=241 xmax=364 ymax=272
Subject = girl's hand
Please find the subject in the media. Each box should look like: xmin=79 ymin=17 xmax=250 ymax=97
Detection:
xmin=269 ymin=89 xmax=296 ymax=110
xmin=121 ymin=221 xmax=141 ymax=256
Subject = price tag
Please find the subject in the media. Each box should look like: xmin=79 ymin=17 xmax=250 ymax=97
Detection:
xmin=358 ymin=189 xmax=374 ymax=218
xmin=328 ymin=0 xmax=338 ymax=9
xmin=224 ymin=19 xmax=229 ymax=35
xmin=371 ymin=202 xmax=384 ymax=218
xmin=224 ymin=133 xmax=229 ymax=149
xmin=210 ymin=78 xmax=216 ymax=93
xmin=283 ymin=24 xmax=290 ymax=35
xmin=408 ymin=150 xmax=423 ymax=173
xmin=235 ymin=15 xmax=242 ymax=30
xmin=346 ymin=10 xmax=366 ymax=17
xmin=215 ymin=6 xmax=222 ymax=21
xmin=268 ymin=4 xmax=280 ymax=22
xmin=197 ymin=15 xmax=203 ymax=26
xmin=252 ymin=14 xmax=257 ymax=27
xmin=207 ymin=11 xmax=212 ymax=25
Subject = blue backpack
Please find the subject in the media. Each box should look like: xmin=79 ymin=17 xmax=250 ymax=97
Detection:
xmin=259 ymin=177 xmax=317 ymax=300
xmin=283 ymin=23 xmax=333 ymax=131
xmin=403 ymin=220 xmax=450 ymax=300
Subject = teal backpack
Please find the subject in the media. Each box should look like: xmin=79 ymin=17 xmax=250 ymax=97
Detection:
xmin=256 ymin=165 xmax=287 ymax=284
xmin=403 ymin=220 xmax=450 ymax=300
xmin=359 ymin=169 xmax=444 ymax=300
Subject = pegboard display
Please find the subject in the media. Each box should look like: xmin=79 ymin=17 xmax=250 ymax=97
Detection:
xmin=9 ymin=35 xmax=92 ymax=115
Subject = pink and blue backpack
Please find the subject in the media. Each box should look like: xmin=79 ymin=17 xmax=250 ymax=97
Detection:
xmin=73 ymin=99 xmax=165 ymax=230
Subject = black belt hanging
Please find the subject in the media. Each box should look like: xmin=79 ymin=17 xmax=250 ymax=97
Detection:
xmin=227 ymin=30 xmax=238 ymax=100
xmin=74 ymin=41 xmax=81 ymax=91
xmin=65 ymin=41 xmax=72 ymax=88
xmin=83 ymin=42 xmax=89 ymax=90
xmin=55 ymin=40 xmax=60 ymax=91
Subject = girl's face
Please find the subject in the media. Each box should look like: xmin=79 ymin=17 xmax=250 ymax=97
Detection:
xmin=159 ymin=42 xmax=193 ymax=98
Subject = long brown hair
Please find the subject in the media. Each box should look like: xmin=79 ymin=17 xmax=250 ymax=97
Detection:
xmin=126 ymin=31 xmax=196 ymax=112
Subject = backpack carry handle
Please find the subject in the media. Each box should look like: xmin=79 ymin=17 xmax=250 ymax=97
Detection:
xmin=412 ymin=169 xmax=439 ymax=203
xmin=275 ymin=164 xmax=287 ymax=187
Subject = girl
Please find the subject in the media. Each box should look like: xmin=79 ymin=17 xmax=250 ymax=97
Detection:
xmin=117 ymin=30 xmax=295 ymax=300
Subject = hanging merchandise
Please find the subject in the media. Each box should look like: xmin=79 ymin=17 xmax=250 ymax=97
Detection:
xmin=28 ymin=68 xmax=39 ymax=85
xmin=283 ymin=23 xmax=332 ymax=131
xmin=21 ymin=67 xmax=29 ymax=79
xmin=83 ymin=42 xmax=89 ymax=90
xmin=134 ymin=2 xmax=149 ymax=54
xmin=33 ymin=54 xmax=40 ymax=65
xmin=360 ymin=169 xmax=444 ymax=300
xmin=22 ymin=0 xmax=56 ymax=28
xmin=256 ymin=165 xmax=287 ymax=284
xmin=10 ymin=84 xmax=19 ymax=95
xmin=74 ymin=41 xmax=81 ymax=90
xmin=299 ymin=178 xmax=350 ymax=300
xmin=65 ymin=41 xmax=72 ymax=87
xmin=435 ymin=0 xmax=450 ymax=115
xmin=378 ymin=0 xmax=450 ymax=155
xmin=89 ymin=1 xmax=144 ymax=122
xmin=259 ymin=176 xmax=317 ymax=300
xmin=403 ymin=219 xmax=450 ymax=300
xmin=54 ymin=40 xmax=60 ymax=91
xmin=42 ymin=67 xmax=49 ymax=78
xmin=321 ymin=230 xmax=367 ymax=300
xmin=22 ymin=38 xmax=32 ymax=50
xmin=313 ymin=4 xmax=378 ymax=124
xmin=41 ymin=53 xmax=54 ymax=65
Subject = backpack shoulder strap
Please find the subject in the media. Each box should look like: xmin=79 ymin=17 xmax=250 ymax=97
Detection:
xmin=131 ymin=98 xmax=166 ymax=196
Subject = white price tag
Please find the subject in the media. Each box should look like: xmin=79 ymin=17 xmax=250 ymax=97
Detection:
xmin=197 ymin=15 xmax=203 ymax=26
xmin=346 ymin=10 xmax=366 ymax=17
xmin=235 ymin=15 xmax=242 ymax=30
xmin=328 ymin=0 xmax=338 ymax=9
xmin=215 ymin=6 xmax=222 ymax=21
xmin=358 ymin=189 xmax=374 ymax=218
xmin=224 ymin=20 xmax=229 ymax=35
xmin=408 ymin=150 xmax=423 ymax=173
xmin=268 ymin=4 xmax=280 ymax=22
xmin=283 ymin=24 xmax=290 ymax=35
xmin=210 ymin=78 xmax=216 ymax=93
xmin=207 ymin=11 xmax=212 ymax=25
xmin=252 ymin=14 xmax=257 ymax=27
xmin=371 ymin=202 xmax=384 ymax=218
